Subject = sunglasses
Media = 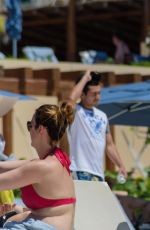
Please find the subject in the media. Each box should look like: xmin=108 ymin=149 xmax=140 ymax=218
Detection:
xmin=27 ymin=121 xmax=32 ymax=132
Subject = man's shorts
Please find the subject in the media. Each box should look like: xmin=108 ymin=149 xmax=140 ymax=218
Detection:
xmin=1 ymin=218 xmax=57 ymax=230
xmin=72 ymin=171 xmax=104 ymax=181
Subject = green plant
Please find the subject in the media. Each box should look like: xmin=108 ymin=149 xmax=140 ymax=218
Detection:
xmin=105 ymin=168 xmax=150 ymax=200
xmin=13 ymin=188 xmax=21 ymax=198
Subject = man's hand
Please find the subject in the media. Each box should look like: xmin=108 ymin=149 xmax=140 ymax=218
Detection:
xmin=68 ymin=70 xmax=92 ymax=104
xmin=118 ymin=166 xmax=127 ymax=179
xmin=82 ymin=70 xmax=92 ymax=82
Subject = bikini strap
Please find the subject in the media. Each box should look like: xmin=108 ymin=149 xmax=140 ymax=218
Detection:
xmin=54 ymin=147 xmax=71 ymax=174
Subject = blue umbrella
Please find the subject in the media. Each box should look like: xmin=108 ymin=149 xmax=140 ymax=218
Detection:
xmin=0 ymin=90 xmax=33 ymax=100
xmin=98 ymin=80 xmax=150 ymax=126
xmin=0 ymin=90 xmax=34 ymax=117
xmin=5 ymin=0 xmax=22 ymax=58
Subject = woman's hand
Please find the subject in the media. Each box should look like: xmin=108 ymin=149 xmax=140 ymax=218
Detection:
xmin=0 ymin=203 xmax=15 ymax=216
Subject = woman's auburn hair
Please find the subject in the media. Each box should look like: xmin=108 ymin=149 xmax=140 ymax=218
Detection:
xmin=35 ymin=102 xmax=74 ymax=141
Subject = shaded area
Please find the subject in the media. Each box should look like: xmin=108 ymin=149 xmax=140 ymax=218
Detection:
xmin=1 ymin=1 xmax=143 ymax=60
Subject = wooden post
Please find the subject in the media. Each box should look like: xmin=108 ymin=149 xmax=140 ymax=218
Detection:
xmin=0 ymin=66 xmax=4 ymax=77
xmin=142 ymin=0 xmax=150 ymax=40
xmin=33 ymin=68 xmax=61 ymax=97
xmin=4 ymin=67 xmax=33 ymax=94
xmin=66 ymin=0 xmax=76 ymax=61
xmin=47 ymin=69 xmax=61 ymax=97
xmin=3 ymin=110 xmax=12 ymax=156
xmin=101 ymin=72 xmax=116 ymax=86
xmin=133 ymin=73 xmax=142 ymax=82
xmin=19 ymin=68 xmax=33 ymax=94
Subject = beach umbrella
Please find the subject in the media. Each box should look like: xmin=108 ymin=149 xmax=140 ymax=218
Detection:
xmin=98 ymin=80 xmax=150 ymax=127
xmin=5 ymin=0 xmax=22 ymax=58
xmin=98 ymin=81 xmax=150 ymax=176
xmin=0 ymin=90 xmax=33 ymax=116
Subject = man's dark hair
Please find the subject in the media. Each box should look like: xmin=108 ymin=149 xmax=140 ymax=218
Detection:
xmin=76 ymin=71 xmax=102 ymax=94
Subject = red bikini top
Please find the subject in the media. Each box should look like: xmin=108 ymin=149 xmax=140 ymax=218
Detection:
xmin=20 ymin=147 xmax=76 ymax=209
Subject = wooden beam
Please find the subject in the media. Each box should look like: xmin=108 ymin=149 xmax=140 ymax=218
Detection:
xmin=25 ymin=79 xmax=47 ymax=95
xmin=77 ymin=11 xmax=141 ymax=22
xmin=61 ymin=71 xmax=82 ymax=81
xmin=0 ymin=78 xmax=19 ymax=93
xmin=33 ymin=68 xmax=61 ymax=96
xmin=23 ymin=10 xmax=141 ymax=27
xmin=4 ymin=68 xmax=33 ymax=94
xmin=23 ymin=18 xmax=66 ymax=27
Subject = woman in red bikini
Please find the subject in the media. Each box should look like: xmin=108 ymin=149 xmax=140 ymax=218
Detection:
xmin=0 ymin=102 xmax=76 ymax=230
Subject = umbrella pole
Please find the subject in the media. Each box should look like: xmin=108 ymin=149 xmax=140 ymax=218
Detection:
xmin=12 ymin=39 xmax=17 ymax=58
xmin=3 ymin=110 xmax=13 ymax=156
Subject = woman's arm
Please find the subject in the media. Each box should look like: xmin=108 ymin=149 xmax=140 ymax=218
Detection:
xmin=0 ymin=160 xmax=30 ymax=173
xmin=0 ymin=159 xmax=49 ymax=191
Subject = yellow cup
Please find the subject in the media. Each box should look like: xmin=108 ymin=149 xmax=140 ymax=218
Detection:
xmin=0 ymin=190 xmax=15 ymax=204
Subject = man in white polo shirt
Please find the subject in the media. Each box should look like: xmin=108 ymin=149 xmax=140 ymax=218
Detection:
xmin=67 ymin=70 xmax=127 ymax=181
